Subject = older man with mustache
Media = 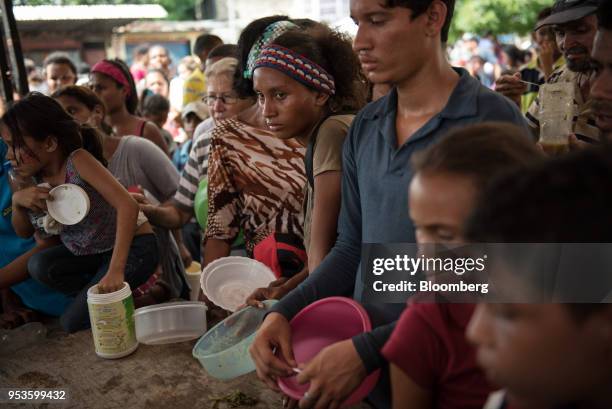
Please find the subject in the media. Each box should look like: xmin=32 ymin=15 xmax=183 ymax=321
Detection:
xmin=497 ymin=0 xmax=602 ymax=145
xmin=591 ymin=0 xmax=612 ymax=138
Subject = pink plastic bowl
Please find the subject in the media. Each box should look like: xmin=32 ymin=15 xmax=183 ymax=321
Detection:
xmin=277 ymin=297 xmax=380 ymax=406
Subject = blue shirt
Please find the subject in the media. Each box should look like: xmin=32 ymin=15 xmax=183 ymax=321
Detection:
xmin=172 ymin=139 xmax=193 ymax=173
xmin=1 ymin=142 xmax=71 ymax=316
xmin=271 ymin=68 xmax=529 ymax=408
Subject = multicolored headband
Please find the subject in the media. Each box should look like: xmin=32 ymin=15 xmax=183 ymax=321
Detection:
xmin=253 ymin=45 xmax=336 ymax=95
xmin=91 ymin=61 xmax=131 ymax=95
xmin=243 ymin=20 xmax=299 ymax=80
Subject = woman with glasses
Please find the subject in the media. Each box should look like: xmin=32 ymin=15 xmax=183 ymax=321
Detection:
xmin=204 ymin=57 xmax=255 ymax=124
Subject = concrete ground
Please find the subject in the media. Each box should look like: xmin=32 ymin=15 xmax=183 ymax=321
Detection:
xmin=0 ymin=320 xmax=372 ymax=409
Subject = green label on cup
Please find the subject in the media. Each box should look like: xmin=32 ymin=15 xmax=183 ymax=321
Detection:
xmin=88 ymin=296 xmax=137 ymax=356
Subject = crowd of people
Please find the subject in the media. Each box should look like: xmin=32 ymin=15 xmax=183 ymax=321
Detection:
xmin=1 ymin=0 xmax=612 ymax=408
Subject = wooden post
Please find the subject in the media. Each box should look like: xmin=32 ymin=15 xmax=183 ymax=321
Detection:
xmin=0 ymin=26 xmax=14 ymax=103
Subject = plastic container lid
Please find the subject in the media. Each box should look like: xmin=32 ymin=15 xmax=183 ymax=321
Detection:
xmin=87 ymin=282 xmax=132 ymax=304
xmin=133 ymin=301 xmax=207 ymax=318
xmin=201 ymin=256 xmax=276 ymax=312
xmin=47 ymin=184 xmax=90 ymax=225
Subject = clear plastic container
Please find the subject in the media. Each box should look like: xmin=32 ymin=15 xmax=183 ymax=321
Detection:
xmin=539 ymin=82 xmax=575 ymax=155
xmin=192 ymin=300 xmax=276 ymax=380
xmin=134 ymin=301 xmax=207 ymax=345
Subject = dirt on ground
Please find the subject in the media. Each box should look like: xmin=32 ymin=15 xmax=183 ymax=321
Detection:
xmin=0 ymin=320 xmax=372 ymax=409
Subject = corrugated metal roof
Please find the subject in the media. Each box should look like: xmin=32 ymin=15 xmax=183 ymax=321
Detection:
xmin=13 ymin=5 xmax=168 ymax=22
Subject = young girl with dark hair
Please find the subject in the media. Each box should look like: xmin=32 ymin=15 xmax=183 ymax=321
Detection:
xmin=53 ymin=85 xmax=188 ymax=304
xmin=2 ymin=93 xmax=158 ymax=332
xmin=90 ymin=59 xmax=169 ymax=155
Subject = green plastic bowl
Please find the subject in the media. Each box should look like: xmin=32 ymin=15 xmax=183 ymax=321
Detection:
xmin=192 ymin=300 xmax=277 ymax=380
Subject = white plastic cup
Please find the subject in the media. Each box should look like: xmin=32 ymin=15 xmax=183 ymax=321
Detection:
xmin=185 ymin=261 xmax=202 ymax=301
xmin=87 ymin=282 xmax=138 ymax=359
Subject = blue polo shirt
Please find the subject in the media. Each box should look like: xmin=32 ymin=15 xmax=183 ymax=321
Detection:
xmin=271 ymin=68 xmax=528 ymax=408
xmin=1 ymin=142 xmax=71 ymax=317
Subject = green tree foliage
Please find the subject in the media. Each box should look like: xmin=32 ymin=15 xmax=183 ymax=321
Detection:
xmin=451 ymin=0 xmax=553 ymax=40
xmin=158 ymin=0 xmax=196 ymax=20
xmin=15 ymin=0 xmax=196 ymax=20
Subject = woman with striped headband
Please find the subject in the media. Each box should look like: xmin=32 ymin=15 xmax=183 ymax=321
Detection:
xmin=90 ymin=59 xmax=169 ymax=155
xmin=201 ymin=17 xmax=310 ymax=271
xmin=245 ymin=28 xmax=367 ymax=304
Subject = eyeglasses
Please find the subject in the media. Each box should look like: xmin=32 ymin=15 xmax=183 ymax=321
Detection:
xmin=204 ymin=94 xmax=239 ymax=105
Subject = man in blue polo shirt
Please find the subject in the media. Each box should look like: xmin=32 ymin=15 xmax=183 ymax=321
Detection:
xmin=250 ymin=1 xmax=529 ymax=408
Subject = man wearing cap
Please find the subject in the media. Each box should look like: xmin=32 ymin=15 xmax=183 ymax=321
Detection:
xmin=591 ymin=0 xmax=612 ymax=138
xmin=497 ymin=0 xmax=601 ymax=144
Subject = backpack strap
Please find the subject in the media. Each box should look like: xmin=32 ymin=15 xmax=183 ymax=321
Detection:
xmin=304 ymin=118 xmax=325 ymax=189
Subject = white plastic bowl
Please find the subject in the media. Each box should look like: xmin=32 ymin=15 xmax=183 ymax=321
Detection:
xmin=134 ymin=301 xmax=207 ymax=345
xmin=201 ymin=257 xmax=276 ymax=312
xmin=47 ymin=183 xmax=90 ymax=225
